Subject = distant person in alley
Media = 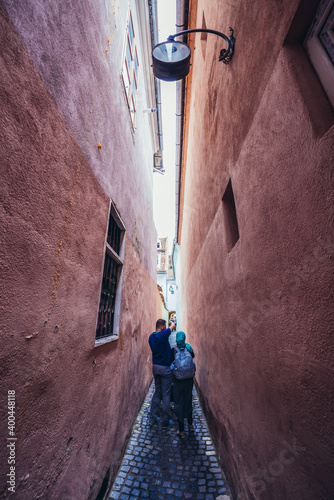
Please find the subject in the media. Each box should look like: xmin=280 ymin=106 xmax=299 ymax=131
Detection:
xmin=171 ymin=331 xmax=196 ymax=439
xmin=149 ymin=318 xmax=176 ymax=427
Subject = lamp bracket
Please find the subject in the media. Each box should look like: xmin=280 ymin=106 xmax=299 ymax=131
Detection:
xmin=219 ymin=28 xmax=235 ymax=64
xmin=167 ymin=27 xmax=235 ymax=64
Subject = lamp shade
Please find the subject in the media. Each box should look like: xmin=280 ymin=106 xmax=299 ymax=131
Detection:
xmin=152 ymin=41 xmax=191 ymax=81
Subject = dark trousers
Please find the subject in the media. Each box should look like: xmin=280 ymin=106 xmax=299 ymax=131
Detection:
xmin=173 ymin=377 xmax=193 ymax=432
xmin=150 ymin=364 xmax=172 ymax=426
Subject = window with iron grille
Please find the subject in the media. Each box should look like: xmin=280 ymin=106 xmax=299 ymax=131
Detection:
xmin=122 ymin=11 xmax=139 ymax=126
xmin=95 ymin=202 xmax=125 ymax=343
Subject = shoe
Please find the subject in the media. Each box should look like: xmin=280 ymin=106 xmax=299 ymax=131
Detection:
xmin=177 ymin=430 xmax=185 ymax=439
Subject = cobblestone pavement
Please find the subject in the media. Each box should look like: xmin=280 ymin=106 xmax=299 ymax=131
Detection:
xmin=108 ymin=383 xmax=232 ymax=500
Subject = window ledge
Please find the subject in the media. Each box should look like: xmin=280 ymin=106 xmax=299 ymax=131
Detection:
xmin=94 ymin=335 xmax=119 ymax=347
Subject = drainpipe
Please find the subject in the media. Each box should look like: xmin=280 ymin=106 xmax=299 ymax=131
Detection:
xmin=175 ymin=0 xmax=189 ymax=241
xmin=150 ymin=0 xmax=163 ymax=155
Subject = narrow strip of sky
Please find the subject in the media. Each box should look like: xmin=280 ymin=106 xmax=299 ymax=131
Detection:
xmin=153 ymin=1 xmax=177 ymax=254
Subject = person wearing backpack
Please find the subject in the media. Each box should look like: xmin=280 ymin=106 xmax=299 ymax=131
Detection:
xmin=149 ymin=318 xmax=176 ymax=427
xmin=171 ymin=331 xmax=196 ymax=439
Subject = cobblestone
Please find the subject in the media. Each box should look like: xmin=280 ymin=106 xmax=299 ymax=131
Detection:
xmin=109 ymin=383 xmax=231 ymax=499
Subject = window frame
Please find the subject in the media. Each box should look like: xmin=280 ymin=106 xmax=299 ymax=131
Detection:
xmin=121 ymin=10 xmax=140 ymax=126
xmin=304 ymin=0 xmax=334 ymax=107
xmin=95 ymin=200 xmax=126 ymax=346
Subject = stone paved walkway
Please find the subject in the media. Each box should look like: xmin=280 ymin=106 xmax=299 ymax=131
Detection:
xmin=108 ymin=383 xmax=232 ymax=500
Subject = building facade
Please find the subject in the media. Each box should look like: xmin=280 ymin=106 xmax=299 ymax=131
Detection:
xmin=156 ymin=285 xmax=169 ymax=323
xmin=176 ymin=0 xmax=334 ymax=499
xmin=0 ymin=0 xmax=160 ymax=498
xmin=157 ymin=236 xmax=168 ymax=302
xmin=166 ymin=254 xmax=177 ymax=313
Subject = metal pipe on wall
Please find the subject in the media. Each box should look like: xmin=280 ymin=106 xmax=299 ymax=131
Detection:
xmin=150 ymin=0 xmax=164 ymax=153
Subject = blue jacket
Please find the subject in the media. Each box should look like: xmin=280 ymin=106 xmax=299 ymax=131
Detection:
xmin=149 ymin=328 xmax=172 ymax=366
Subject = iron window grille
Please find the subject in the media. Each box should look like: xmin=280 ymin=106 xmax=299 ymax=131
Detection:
xmin=95 ymin=201 xmax=125 ymax=343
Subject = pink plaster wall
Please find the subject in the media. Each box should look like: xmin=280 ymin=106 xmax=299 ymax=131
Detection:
xmin=1 ymin=0 xmax=157 ymax=279
xmin=180 ymin=0 xmax=334 ymax=498
xmin=0 ymin=4 xmax=156 ymax=499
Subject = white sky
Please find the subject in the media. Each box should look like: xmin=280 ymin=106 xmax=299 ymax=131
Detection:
xmin=153 ymin=1 xmax=177 ymax=254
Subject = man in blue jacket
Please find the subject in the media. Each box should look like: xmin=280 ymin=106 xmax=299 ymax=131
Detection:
xmin=149 ymin=318 xmax=176 ymax=427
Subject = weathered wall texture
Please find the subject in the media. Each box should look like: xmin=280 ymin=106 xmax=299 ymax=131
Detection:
xmin=1 ymin=0 xmax=158 ymax=277
xmin=179 ymin=0 xmax=334 ymax=499
xmin=0 ymin=1 xmax=157 ymax=498
xmin=156 ymin=286 xmax=169 ymax=323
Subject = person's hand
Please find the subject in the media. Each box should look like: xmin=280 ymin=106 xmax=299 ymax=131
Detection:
xmin=169 ymin=321 xmax=176 ymax=331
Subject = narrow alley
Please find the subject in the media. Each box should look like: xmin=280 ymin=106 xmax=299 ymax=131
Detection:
xmin=1 ymin=0 xmax=333 ymax=499
xmin=108 ymin=384 xmax=231 ymax=500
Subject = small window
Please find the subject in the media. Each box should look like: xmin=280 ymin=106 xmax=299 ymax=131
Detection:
xmin=304 ymin=0 xmax=334 ymax=107
xmin=126 ymin=40 xmax=132 ymax=73
xmin=95 ymin=201 xmax=125 ymax=344
xmin=222 ymin=179 xmax=239 ymax=252
xmin=122 ymin=11 xmax=139 ymax=125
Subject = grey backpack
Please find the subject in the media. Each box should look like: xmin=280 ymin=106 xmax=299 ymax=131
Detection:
xmin=173 ymin=347 xmax=196 ymax=380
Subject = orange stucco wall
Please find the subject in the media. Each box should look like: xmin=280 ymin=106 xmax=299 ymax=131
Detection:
xmin=179 ymin=0 xmax=334 ymax=498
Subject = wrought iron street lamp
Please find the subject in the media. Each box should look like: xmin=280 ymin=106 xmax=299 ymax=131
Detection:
xmin=152 ymin=28 xmax=235 ymax=81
